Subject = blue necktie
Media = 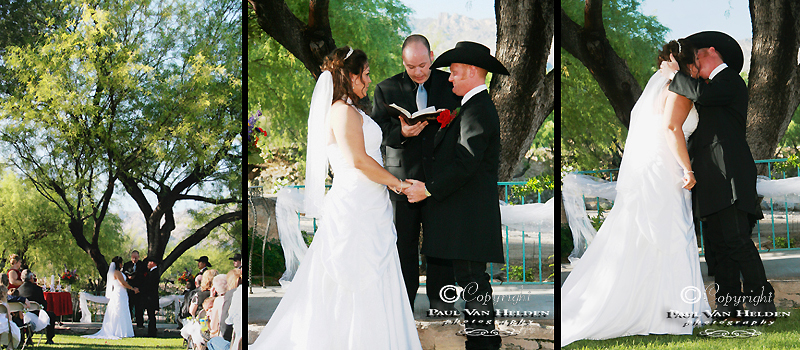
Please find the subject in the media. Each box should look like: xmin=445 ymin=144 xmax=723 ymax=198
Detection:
xmin=416 ymin=83 xmax=427 ymax=111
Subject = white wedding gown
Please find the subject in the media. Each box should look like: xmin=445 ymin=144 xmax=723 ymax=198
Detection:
xmin=561 ymin=73 xmax=712 ymax=346
xmin=84 ymin=264 xmax=134 ymax=339
xmin=252 ymin=107 xmax=422 ymax=349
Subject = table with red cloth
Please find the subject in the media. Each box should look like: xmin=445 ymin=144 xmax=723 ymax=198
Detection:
xmin=44 ymin=291 xmax=73 ymax=316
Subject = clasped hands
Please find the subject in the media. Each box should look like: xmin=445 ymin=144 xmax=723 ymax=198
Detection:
xmin=132 ymin=287 xmax=140 ymax=294
xmin=389 ymin=179 xmax=428 ymax=203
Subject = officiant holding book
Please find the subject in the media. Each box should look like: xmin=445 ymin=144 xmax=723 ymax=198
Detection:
xmin=372 ymin=34 xmax=460 ymax=312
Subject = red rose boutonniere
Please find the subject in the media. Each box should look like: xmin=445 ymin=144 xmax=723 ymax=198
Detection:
xmin=437 ymin=108 xmax=459 ymax=129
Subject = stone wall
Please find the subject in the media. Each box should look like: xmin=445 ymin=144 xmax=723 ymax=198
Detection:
xmin=248 ymin=194 xmax=279 ymax=242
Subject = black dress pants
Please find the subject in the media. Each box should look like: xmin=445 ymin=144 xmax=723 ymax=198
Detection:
xmin=392 ymin=198 xmax=454 ymax=310
xmin=452 ymin=260 xmax=501 ymax=350
xmin=702 ymin=204 xmax=775 ymax=310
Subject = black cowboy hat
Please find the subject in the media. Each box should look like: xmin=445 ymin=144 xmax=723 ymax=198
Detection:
xmin=431 ymin=41 xmax=509 ymax=75
xmin=196 ymin=256 xmax=212 ymax=267
xmin=229 ymin=253 xmax=242 ymax=261
xmin=685 ymin=31 xmax=744 ymax=73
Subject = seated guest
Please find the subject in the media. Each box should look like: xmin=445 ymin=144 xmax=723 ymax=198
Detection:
xmin=219 ymin=269 xmax=241 ymax=341
xmin=17 ymin=270 xmax=55 ymax=344
xmin=208 ymin=275 xmax=228 ymax=338
xmin=0 ymin=285 xmax=21 ymax=347
xmin=7 ymin=254 xmax=23 ymax=291
xmin=207 ymin=282 xmax=243 ymax=350
xmin=180 ymin=278 xmax=197 ymax=320
xmin=190 ymin=269 xmax=218 ymax=317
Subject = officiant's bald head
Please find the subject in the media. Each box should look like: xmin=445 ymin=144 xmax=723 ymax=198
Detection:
xmin=402 ymin=34 xmax=434 ymax=84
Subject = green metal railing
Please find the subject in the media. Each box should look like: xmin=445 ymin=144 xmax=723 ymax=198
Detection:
xmin=574 ymin=158 xmax=800 ymax=254
xmin=250 ymin=182 xmax=554 ymax=285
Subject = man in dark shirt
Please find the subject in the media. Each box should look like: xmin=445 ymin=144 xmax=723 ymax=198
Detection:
xmin=17 ymin=270 xmax=55 ymax=344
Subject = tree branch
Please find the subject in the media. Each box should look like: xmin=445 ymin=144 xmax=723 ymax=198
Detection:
xmin=560 ymin=4 xmax=641 ymax=128
xmin=160 ymin=210 xmax=242 ymax=273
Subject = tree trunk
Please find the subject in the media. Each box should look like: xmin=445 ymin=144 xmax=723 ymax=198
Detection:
xmin=492 ymin=0 xmax=555 ymax=180
xmin=560 ymin=0 xmax=642 ymax=129
xmin=68 ymin=218 xmax=109 ymax=278
xmin=249 ymin=0 xmax=336 ymax=79
xmin=746 ymin=0 xmax=800 ymax=172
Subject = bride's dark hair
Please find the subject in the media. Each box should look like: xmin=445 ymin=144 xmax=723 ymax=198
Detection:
xmin=321 ymin=46 xmax=368 ymax=109
xmin=112 ymin=256 xmax=123 ymax=270
xmin=657 ymin=39 xmax=697 ymax=75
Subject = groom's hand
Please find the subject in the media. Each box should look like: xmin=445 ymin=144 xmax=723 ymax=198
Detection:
xmin=659 ymin=53 xmax=680 ymax=80
xmin=405 ymin=179 xmax=429 ymax=203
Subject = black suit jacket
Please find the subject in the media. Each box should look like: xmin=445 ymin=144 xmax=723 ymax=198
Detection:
xmin=141 ymin=267 xmax=160 ymax=309
xmin=372 ymin=69 xmax=461 ymax=200
xmin=122 ymin=260 xmax=146 ymax=288
xmin=670 ymin=68 xmax=760 ymax=218
xmin=420 ymin=90 xmax=504 ymax=263
xmin=17 ymin=281 xmax=46 ymax=309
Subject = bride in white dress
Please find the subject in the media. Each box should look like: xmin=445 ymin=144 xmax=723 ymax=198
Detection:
xmin=562 ymin=40 xmax=712 ymax=346
xmin=84 ymin=256 xmax=138 ymax=339
xmin=252 ymin=47 xmax=421 ymax=349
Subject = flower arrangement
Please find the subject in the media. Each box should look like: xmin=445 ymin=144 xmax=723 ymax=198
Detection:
xmin=248 ymin=110 xmax=267 ymax=156
xmin=60 ymin=267 xmax=78 ymax=284
xmin=178 ymin=269 xmax=194 ymax=285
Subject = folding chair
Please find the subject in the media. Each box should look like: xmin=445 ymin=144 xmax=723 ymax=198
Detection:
xmin=22 ymin=302 xmax=44 ymax=348
xmin=0 ymin=303 xmax=17 ymax=350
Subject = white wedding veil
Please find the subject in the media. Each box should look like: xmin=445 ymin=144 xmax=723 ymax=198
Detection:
xmin=304 ymin=71 xmax=334 ymax=219
xmin=106 ymin=262 xmax=116 ymax=295
xmin=564 ymin=72 xmax=691 ymax=262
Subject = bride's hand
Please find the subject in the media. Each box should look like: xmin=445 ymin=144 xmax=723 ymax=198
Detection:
xmin=683 ymin=170 xmax=696 ymax=190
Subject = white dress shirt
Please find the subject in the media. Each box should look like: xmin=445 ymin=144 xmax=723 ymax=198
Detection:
xmin=461 ymin=84 xmax=487 ymax=105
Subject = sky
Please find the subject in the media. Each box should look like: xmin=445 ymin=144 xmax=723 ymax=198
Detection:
xmin=399 ymin=0 xmax=554 ymax=67
xmin=400 ymin=0 xmax=496 ymax=20
xmin=639 ymin=0 xmax=752 ymax=42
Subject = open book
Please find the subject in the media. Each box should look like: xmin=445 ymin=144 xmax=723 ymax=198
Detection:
xmin=385 ymin=103 xmax=444 ymax=125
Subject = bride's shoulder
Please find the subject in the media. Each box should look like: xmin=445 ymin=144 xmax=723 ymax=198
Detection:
xmin=329 ymin=101 xmax=362 ymax=122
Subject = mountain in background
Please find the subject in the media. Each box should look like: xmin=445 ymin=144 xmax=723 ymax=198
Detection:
xmin=410 ymin=13 xmax=496 ymax=55
xmin=409 ymin=13 xmax=553 ymax=71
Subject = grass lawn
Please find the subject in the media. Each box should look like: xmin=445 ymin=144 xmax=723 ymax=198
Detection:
xmin=564 ymin=308 xmax=800 ymax=349
xmin=25 ymin=334 xmax=185 ymax=350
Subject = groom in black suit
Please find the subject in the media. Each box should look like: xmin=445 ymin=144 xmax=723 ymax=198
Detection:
xmin=372 ymin=34 xmax=461 ymax=311
xmin=141 ymin=258 xmax=160 ymax=337
xmin=405 ymin=41 xmax=508 ymax=350
xmin=123 ymin=250 xmax=146 ymax=327
xmin=661 ymin=31 xmax=776 ymax=322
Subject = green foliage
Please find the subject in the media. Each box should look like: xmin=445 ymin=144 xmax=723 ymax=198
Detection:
xmin=590 ymin=206 xmax=607 ymax=231
xmin=777 ymin=104 xmax=800 ymax=165
xmin=248 ymin=0 xmax=412 ymax=187
xmin=162 ymin=244 xmax=237 ymax=287
xmin=532 ymin=112 xmax=555 ymax=151
xmin=0 ymin=0 xmax=241 ymax=277
xmin=0 ymin=169 xmax=124 ymax=283
xmin=249 ymin=229 xmax=286 ymax=286
xmin=561 ymin=0 xmax=668 ymax=172
xmin=511 ymin=175 xmax=555 ymax=200
xmin=501 ymin=257 xmax=555 ymax=282
xmin=773 ymin=236 xmax=796 ymax=249
xmin=47 ymin=334 xmax=186 ymax=349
